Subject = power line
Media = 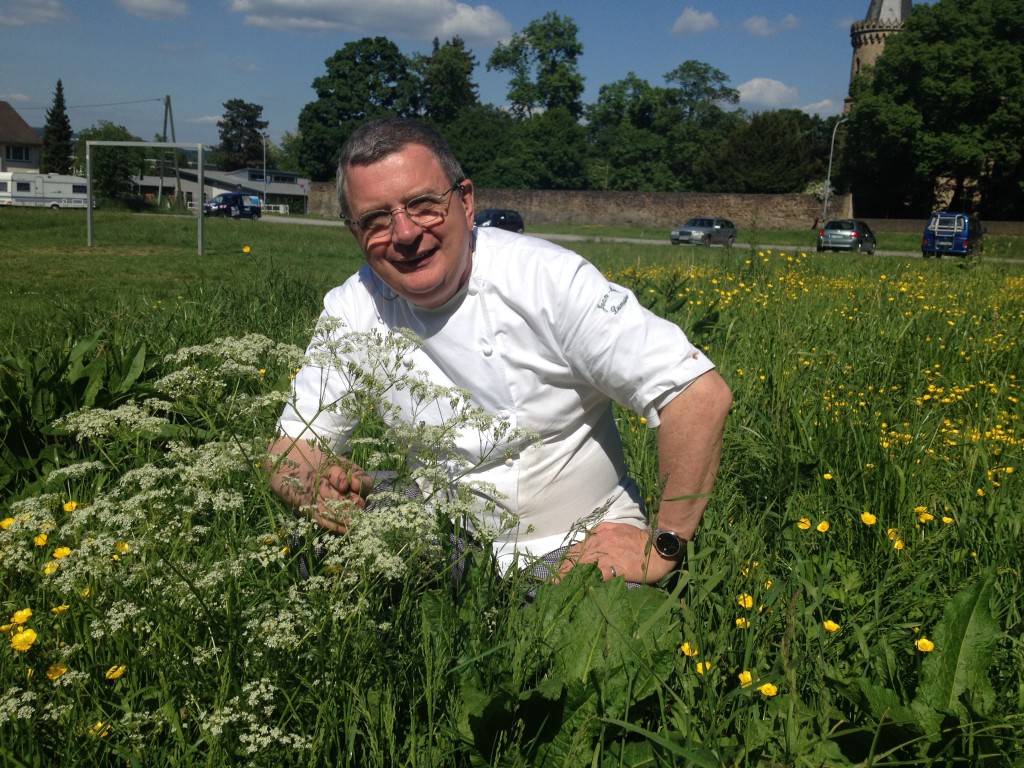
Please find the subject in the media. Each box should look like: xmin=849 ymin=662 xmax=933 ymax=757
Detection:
xmin=17 ymin=98 xmax=164 ymax=111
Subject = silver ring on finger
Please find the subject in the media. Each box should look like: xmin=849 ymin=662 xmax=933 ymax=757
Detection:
xmin=610 ymin=565 xmax=617 ymax=578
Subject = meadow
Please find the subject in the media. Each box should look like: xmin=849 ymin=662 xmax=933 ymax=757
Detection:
xmin=1 ymin=208 xmax=1022 ymax=766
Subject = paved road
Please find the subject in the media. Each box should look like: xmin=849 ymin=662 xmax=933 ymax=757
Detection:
xmin=260 ymin=216 xmax=1008 ymax=261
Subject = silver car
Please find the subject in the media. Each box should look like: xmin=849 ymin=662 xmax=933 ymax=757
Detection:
xmin=670 ymin=216 xmax=737 ymax=247
xmin=816 ymin=219 xmax=876 ymax=254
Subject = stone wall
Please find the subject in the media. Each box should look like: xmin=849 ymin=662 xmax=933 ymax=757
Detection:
xmin=308 ymin=182 xmax=852 ymax=230
xmin=307 ymin=182 xmax=1023 ymax=234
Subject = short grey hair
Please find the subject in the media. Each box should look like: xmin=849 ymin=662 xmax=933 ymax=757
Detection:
xmin=336 ymin=118 xmax=466 ymax=219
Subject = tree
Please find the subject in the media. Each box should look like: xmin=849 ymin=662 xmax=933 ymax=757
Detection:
xmin=416 ymin=37 xmax=479 ymax=125
xmin=699 ymin=110 xmax=824 ymax=194
xmin=216 ymin=99 xmax=268 ymax=172
xmin=296 ymin=37 xmax=420 ymax=181
xmin=585 ymin=74 xmax=678 ymax=191
xmin=487 ymin=12 xmax=585 ymax=119
xmin=442 ymin=105 xmax=515 ymax=188
xmin=74 ymin=122 xmax=145 ymax=201
xmin=845 ymin=0 xmax=1024 ymax=217
xmin=40 ymin=79 xmax=75 ymax=174
xmin=495 ymin=109 xmax=589 ymax=189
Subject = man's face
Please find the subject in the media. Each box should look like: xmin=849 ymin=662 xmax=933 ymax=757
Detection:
xmin=345 ymin=144 xmax=475 ymax=309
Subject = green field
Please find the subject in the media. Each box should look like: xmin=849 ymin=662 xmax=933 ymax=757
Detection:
xmin=1 ymin=208 xmax=1022 ymax=766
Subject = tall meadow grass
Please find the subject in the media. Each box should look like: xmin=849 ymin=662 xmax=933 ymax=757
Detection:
xmin=1 ymin=210 xmax=1022 ymax=766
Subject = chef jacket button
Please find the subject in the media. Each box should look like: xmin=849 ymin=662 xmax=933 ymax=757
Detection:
xmin=505 ymin=458 xmax=514 ymax=467
xmin=481 ymin=344 xmax=493 ymax=356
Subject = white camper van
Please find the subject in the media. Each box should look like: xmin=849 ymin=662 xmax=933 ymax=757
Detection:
xmin=0 ymin=172 xmax=91 ymax=209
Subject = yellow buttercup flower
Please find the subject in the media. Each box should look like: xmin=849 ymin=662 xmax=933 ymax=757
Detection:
xmin=816 ymin=520 xmax=830 ymax=533
xmin=52 ymin=547 xmax=72 ymax=559
xmin=51 ymin=605 xmax=70 ymax=615
xmin=757 ymin=682 xmax=779 ymax=697
xmin=797 ymin=517 xmax=812 ymax=530
xmin=1 ymin=517 xmax=14 ymax=530
xmin=11 ymin=608 xmax=32 ymax=624
xmin=915 ymin=637 xmax=935 ymax=653
xmin=737 ymin=593 xmax=754 ymax=609
xmin=46 ymin=663 xmax=68 ymax=681
xmin=680 ymin=642 xmax=699 ymax=657
xmin=894 ymin=538 xmax=905 ymax=550
xmin=696 ymin=661 xmax=709 ymax=675
xmin=738 ymin=670 xmax=753 ymax=688
xmin=33 ymin=533 xmax=48 ymax=547
xmin=115 ymin=542 xmax=130 ymax=555
xmin=823 ymin=473 xmax=833 ymax=480
xmin=823 ymin=619 xmax=840 ymax=633
xmin=860 ymin=511 xmax=877 ymax=525
xmin=42 ymin=561 xmax=59 ymax=575
xmin=918 ymin=511 xmax=934 ymax=523
xmin=105 ymin=665 xmax=127 ymax=680
xmin=63 ymin=500 xmax=78 ymax=512
xmin=242 ymin=245 xmax=252 ymax=254
xmin=736 ymin=617 xmax=750 ymax=629
xmin=88 ymin=721 xmax=111 ymax=739
xmin=11 ymin=628 xmax=37 ymax=652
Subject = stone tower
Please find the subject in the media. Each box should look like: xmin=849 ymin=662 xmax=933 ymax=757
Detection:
xmin=846 ymin=0 xmax=912 ymax=111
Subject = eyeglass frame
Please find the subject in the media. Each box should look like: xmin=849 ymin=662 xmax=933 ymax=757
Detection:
xmin=345 ymin=182 xmax=467 ymax=241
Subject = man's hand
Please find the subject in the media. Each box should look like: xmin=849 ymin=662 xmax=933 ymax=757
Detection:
xmin=558 ymin=522 xmax=680 ymax=585
xmin=265 ymin=436 xmax=372 ymax=534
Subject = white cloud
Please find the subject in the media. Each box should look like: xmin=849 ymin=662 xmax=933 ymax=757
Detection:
xmin=0 ymin=0 xmax=69 ymax=26
xmin=671 ymin=7 xmax=718 ymax=36
xmin=801 ymin=99 xmax=839 ymax=116
xmin=743 ymin=14 xmax=801 ymax=37
xmin=115 ymin=0 xmax=187 ymax=21
xmin=0 ymin=92 xmax=32 ymax=102
xmin=191 ymin=115 xmax=222 ymax=125
xmin=227 ymin=0 xmax=511 ymax=43
xmin=737 ymin=77 xmax=799 ymax=108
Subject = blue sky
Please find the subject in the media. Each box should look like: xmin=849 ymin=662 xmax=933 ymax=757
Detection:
xmin=1 ymin=0 xmax=921 ymax=147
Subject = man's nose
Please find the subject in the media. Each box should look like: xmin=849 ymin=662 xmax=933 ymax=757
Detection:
xmin=391 ymin=209 xmax=422 ymax=242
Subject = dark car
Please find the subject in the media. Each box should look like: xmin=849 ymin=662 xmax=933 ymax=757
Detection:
xmin=475 ymin=208 xmax=524 ymax=233
xmin=203 ymin=192 xmax=262 ymax=219
xmin=921 ymin=211 xmax=984 ymax=258
xmin=670 ymin=217 xmax=737 ymax=247
xmin=816 ymin=219 xmax=876 ymax=253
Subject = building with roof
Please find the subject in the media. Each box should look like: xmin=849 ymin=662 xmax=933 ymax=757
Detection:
xmin=0 ymin=102 xmax=43 ymax=172
xmin=846 ymin=0 xmax=913 ymax=111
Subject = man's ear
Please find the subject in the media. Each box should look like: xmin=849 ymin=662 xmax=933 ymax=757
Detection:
xmin=458 ymin=179 xmax=475 ymax=226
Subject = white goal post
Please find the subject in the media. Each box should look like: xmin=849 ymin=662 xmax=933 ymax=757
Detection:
xmin=86 ymin=140 xmax=207 ymax=255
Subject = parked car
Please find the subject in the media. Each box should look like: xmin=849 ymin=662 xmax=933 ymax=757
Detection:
xmin=816 ymin=219 xmax=876 ymax=253
xmin=203 ymin=192 xmax=262 ymax=219
xmin=921 ymin=211 xmax=985 ymax=258
xmin=475 ymin=208 xmax=524 ymax=233
xmin=670 ymin=217 xmax=737 ymax=247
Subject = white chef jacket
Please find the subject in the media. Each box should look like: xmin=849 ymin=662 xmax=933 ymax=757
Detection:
xmin=278 ymin=227 xmax=716 ymax=570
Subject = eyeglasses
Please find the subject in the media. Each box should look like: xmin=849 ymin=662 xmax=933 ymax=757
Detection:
xmin=349 ymin=183 xmax=464 ymax=241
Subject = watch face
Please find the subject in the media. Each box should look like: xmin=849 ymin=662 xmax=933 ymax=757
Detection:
xmin=655 ymin=530 xmax=682 ymax=559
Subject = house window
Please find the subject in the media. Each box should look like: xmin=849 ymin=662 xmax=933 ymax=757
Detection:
xmin=0 ymin=182 xmax=7 ymax=192
xmin=73 ymin=184 xmax=87 ymax=194
xmin=5 ymin=146 xmax=31 ymax=162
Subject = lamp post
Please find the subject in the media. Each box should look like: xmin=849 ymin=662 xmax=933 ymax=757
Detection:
xmin=261 ymin=132 xmax=268 ymax=209
xmin=822 ymin=117 xmax=849 ymax=222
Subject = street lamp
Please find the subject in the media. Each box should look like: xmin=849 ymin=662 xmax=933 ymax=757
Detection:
xmin=261 ymin=132 xmax=268 ymax=209
xmin=822 ymin=117 xmax=849 ymax=222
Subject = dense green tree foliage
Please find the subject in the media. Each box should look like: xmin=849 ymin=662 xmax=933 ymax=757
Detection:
xmin=487 ymin=12 xmax=585 ymax=120
xmin=416 ymin=37 xmax=479 ymax=125
xmin=845 ymin=0 xmax=1024 ymax=217
xmin=74 ymin=122 xmax=145 ymax=200
xmin=280 ymin=5 xmax=1024 ymax=212
xmin=297 ymin=37 xmax=419 ymax=181
xmin=40 ymin=79 xmax=75 ymax=175
xmin=215 ymin=99 xmax=269 ymax=172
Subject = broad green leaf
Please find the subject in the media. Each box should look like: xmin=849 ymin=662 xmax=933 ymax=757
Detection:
xmin=914 ymin=572 xmax=999 ymax=733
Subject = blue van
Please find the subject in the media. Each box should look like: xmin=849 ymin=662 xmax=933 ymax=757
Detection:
xmin=921 ymin=211 xmax=984 ymax=258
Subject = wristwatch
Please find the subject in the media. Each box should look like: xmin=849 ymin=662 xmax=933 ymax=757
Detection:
xmin=653 ymin=529 xmax=684 ymax=559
